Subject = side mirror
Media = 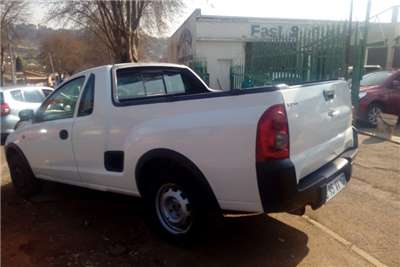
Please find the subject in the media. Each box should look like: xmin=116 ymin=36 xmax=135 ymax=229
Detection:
xmin=392 ymin=80 xmax=400 ymax=89
xmin=19 ymin=109 xmax=34 ymax=121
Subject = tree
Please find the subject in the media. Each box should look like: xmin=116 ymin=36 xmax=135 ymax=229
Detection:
xmin=47 ymin=0 xmax=184 ymax=63
xmin=39 ymin=31 xmax=84 ymax=75
xmin=39 ymin=30 xmax=113 ymax=75
xmin=0 ymin=1 xmax=29 ymax=85
xmin=15 ymin=56 xmax=23 ymax=72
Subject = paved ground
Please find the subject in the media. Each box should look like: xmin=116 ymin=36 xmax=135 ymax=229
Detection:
xmin=358 ymin=124 xmax=400 ymax=144
xmin=1 ymin=134 xmax=399 ymax=267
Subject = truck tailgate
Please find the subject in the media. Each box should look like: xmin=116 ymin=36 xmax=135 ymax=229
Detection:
xmin=281 ymin=80 xmax=354 ymax=182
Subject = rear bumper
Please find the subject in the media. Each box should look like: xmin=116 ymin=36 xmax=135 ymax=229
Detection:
xmin=256 ymin=145 xmax=358 ymax=213
xmin=1 ymin=115 xmax=18 ymax=135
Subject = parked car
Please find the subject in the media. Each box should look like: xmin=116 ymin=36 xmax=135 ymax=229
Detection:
xmin=1 ymin=86 xmax=53 ymax=143
xmin=347 ymin=65 xmax=383 ymax=78
xmin=5 ymin=63 xmax=357 ymax=242
xmin=356 ymin=70 xmax=400 ymax=126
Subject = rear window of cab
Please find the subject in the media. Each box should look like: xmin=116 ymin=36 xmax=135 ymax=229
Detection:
xmin=114 ymin=67 xmax=208 ymax=102
xmin=116 ymin=69 xmax=186 ymax=100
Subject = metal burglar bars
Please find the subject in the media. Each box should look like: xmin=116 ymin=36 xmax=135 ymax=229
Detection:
xmin=231 ymin=23 xmax=348 ymax=89
xmin=189 ymin=59 xmax=210 ymax=86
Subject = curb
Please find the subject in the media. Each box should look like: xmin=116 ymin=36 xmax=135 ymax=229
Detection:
xmin=303 ymin=215 xmax=388 ymax=267
xmin=358 ymin=130 xmax=400 ymax=145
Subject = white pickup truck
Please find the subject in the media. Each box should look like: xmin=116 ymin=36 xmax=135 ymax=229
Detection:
xmin=5 ymin=63 xmax=358 ymax=242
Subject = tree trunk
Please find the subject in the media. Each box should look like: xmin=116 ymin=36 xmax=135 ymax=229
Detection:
xmin=115 ymin=33 xmax=138 ymax=63
xmin=0 ymin=44 xmax=4 ymax=86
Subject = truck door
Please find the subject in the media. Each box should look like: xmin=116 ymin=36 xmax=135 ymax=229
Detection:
xmin=21 ymin=77 xmax=86 ymax=182
xmin=72 ymin=73 xmax=114 ymax=187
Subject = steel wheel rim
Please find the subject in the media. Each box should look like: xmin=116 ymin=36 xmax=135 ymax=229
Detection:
xmin=368 ymin=106 xmax=381 ymax=125
xmin=155 ymin=183 xmax=192 ymax=234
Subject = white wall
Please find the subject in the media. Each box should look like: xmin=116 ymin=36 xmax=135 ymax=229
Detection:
xmin=196 ymin=40 xmax=245 ymax=90
xmin=196 ymin=16 xmax=327 ymax=41
xmin=168 ymin=9 xmax=200 ymax=63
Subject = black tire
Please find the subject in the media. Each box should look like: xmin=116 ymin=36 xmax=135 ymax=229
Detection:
xmin=366 ymin=103 xmax=383 ymax=128
xmin=6 ymin=149 xmax=42 ymax=198
xmin=142 ymin=166 xmax=219 ymax=244
xmin=1 ymin=134 xmax=7 ymax=145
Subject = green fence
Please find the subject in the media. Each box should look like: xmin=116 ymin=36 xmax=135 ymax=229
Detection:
xmin=231 ymin=23 xmax=348 ymax=89
xmin=189 ymin=59 xmax=210 ymax=86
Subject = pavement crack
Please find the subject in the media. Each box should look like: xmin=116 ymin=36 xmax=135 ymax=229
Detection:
xmin=353 ymin=162 xmax=399 ymax=173
xmin=351 ymin=176 xmax=399 ymax=196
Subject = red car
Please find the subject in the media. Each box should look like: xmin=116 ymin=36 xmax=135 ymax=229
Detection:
xmin=356 ymin=70 xmax=400 ymax=126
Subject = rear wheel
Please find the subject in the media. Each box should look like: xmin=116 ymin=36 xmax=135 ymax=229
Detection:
xmin=155 ymin=183 xmax=193 ymax=235
xmin=142 ymin=167 xmax=219 ymax=243
xmin=6 ymin=149 xmax=42 ymax=198
xmin=366 ymin=104 xmax=382 ymax=127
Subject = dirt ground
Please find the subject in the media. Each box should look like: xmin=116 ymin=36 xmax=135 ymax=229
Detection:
xmin=1 ymin=134 xmax=399 ymax=267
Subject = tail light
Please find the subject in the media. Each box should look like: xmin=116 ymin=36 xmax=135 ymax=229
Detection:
xmin=0 ymin=103 xmax=10 ymax=116
xmin=256 ymin=104 xmax=289 ymax=161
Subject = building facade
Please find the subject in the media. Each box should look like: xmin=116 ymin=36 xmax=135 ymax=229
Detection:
xmin=168 ymin=8 xmax=400 ymax=90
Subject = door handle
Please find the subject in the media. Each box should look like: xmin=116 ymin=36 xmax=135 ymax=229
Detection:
xmin=328 ymin=109 xmax=339 ymax=117
xmin=323 ymin=89 xmax=335 ymax=101
xmin=59 ymin=129 xmax=69 ymax=140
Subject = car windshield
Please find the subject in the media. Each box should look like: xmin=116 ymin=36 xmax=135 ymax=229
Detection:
xmin=360 ymin=71 xmax=391 ymax=86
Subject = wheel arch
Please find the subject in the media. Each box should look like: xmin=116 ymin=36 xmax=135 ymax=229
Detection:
xmin=135 ymin=148 xmax=221 ymax=211
xmin=5 ymin=143 xmax=26 ymax=162
xmin=367 ymin=100 xmax=385 ymax=112
xmin=5 ymin=142 xmax=37 ymax=175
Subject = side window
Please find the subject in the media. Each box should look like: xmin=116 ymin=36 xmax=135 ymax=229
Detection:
xmin=37 ymin=77 xmax=85 ymax=122
xmin=78 ymin=74 xmax=95 ymax=116
xmin=164 ymin=72 xmax=186 ymax=94
xmin=23 ymin=89 xmax=45 ymax=103
xmin=10 ymin=90 xmax=24 ymax=101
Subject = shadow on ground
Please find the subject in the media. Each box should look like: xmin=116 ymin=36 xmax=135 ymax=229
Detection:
xmin=1 ymin=180 xmax=309 ymax=267
xmin=362 ymin=136 xmax=385 ymax=145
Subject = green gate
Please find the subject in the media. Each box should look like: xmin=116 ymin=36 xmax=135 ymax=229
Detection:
xmin=231 ymin=23 xmax=348 ymax=89
xmin=189 ymin=59 xmax=210 ymax=86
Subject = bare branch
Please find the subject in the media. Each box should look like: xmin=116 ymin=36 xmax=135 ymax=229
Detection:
xmin=45 ymin=0 xmax=184 ymax=63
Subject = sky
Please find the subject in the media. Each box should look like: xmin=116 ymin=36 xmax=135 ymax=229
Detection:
xmin=29 ymin=0 xmax=400 ymax=35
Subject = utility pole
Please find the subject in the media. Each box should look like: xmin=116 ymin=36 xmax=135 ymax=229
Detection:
xmin=345 ymin=0 xmax=353 ymax=80
xmin=8 ymin=42 xmax=16 ymax=85
xmin=351 ymin=0 xmax=372 ymax=109
xmin=48 ymin=52 xmax=55 ymax=74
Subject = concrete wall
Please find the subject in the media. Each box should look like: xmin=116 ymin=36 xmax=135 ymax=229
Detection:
xmin=168 ymin=9 xmax=400 ymax=90
xmin=196 ymin=40 xmax=245 ymax=90
xmin=167 ymin=9 xmax=200 ymax=64
xmin=366 ymin=22 xmax=400 ymax=69
xmin=196 ymin=16 xmax=326 ymax=42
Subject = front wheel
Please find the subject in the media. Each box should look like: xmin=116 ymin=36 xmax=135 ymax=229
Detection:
xmin=366 ymin=104 xmax=382 ymax=127
xmin=6 ymin=149 xmax=42 ymax=198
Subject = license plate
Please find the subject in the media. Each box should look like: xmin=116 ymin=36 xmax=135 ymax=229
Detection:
xmin=325 ymin=173 xmax=347 ymax=202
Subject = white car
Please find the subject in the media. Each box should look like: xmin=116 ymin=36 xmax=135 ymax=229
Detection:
xmin=1 ymin=86 xmax=53 ymax=143
xmin=5 ymin=63 xmax=358 ymax=242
